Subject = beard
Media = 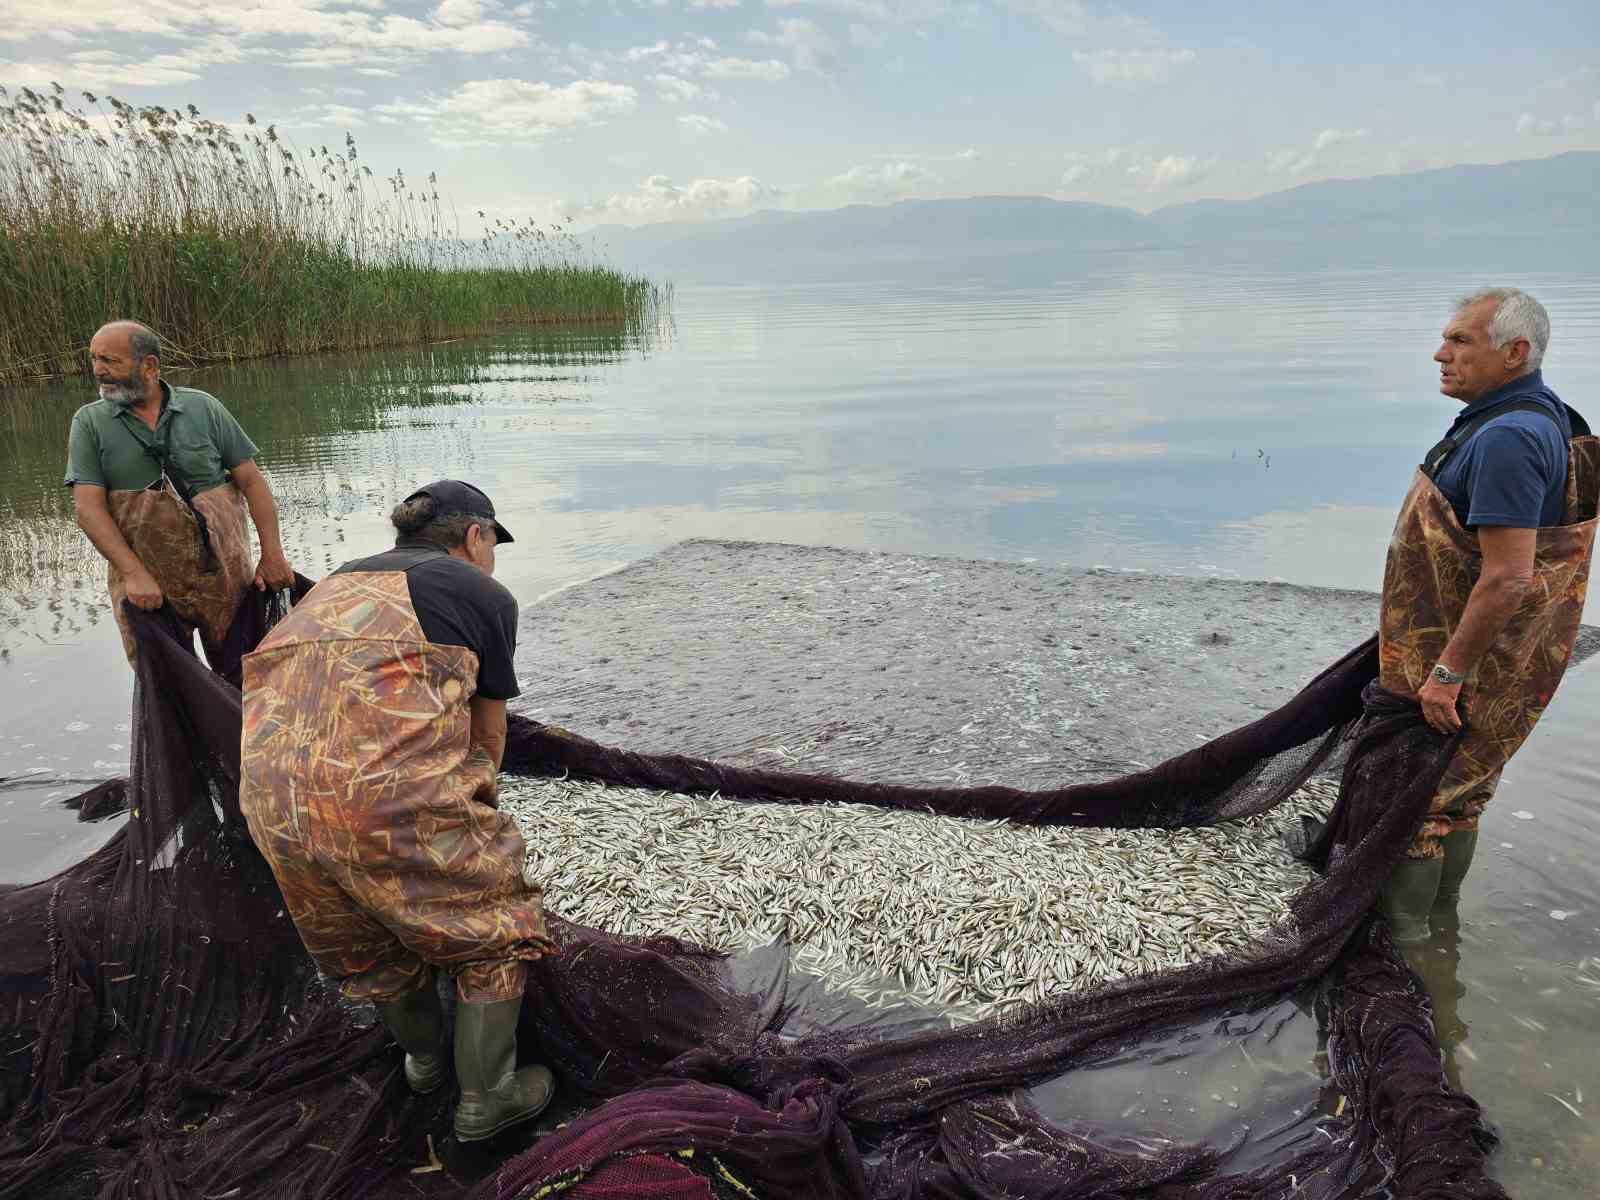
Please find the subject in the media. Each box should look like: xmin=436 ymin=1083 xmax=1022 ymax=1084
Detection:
xmin=98 ymin=375 xmax=143 ymax=407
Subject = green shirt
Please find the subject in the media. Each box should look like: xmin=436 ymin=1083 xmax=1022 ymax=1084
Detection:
xmin=63 ymin=382 xmax=259 ymax=494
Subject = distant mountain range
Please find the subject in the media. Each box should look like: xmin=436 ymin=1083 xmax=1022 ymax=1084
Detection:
xmin=589 ymin=151 xmax=1600 ymax=282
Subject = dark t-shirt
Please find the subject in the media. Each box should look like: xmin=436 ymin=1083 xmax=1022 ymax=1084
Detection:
xmin=332 ymin=540 xmax=520 ymax=700
xmin=1432 ymin=371 xmax=1570 ymax=530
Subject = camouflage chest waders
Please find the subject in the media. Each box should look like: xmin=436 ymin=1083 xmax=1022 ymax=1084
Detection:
xmin=1378 ymin=419 xmax=1599 ymax=859
xmin=105 ymin=480 xmax=253 ymax=665
xmin=239 ymin=568 xmax=555 ymax=1003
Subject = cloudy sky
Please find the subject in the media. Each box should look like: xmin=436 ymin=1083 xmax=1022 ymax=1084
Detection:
xmin=3 ymin=0 xmax=1598 ymax=228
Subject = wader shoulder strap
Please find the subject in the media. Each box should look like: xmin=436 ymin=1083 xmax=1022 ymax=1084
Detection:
xmin=376 ymin=546 xmax=449 ymax=572
xmin=1421 ymin=398 xmax=1585 ymax=480
xmin=333 ymin=545 xmax=450 ymax=578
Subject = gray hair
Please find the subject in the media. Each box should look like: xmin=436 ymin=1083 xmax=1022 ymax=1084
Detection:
xmin=1456 ymin=287 xmax=1550 ymax=371
xmin=389 ymin=495 xmax=493 ymax=550
xmin=127 ymin=324 xmax=161 ymax=367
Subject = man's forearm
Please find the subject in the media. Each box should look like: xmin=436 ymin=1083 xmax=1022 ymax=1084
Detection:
xmin=470 ymin=699 xmax=509 ymax=772
xmin=76 ymin=499 xmax=145 ymax=576
xmin=1439 ymin=572 xmax=1530 ymax=675
xmin=238 ymin=473 xmax=285 ymax=555
xmin=476 ymin=728 xmax=508 ymax=773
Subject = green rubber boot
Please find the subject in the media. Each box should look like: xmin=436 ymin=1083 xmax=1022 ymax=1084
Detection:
xmin=375 ymin=981 xmax=446 ymax=1095
xmin=1435 ymin=829 xmax=1478 ymax=903
xmin=453 ymin=998 xmax=555 ymax=1143
xmin=1380 ymin=856 xmax=1443 ymax=944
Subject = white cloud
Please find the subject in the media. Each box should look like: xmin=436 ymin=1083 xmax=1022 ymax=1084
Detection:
xmin=1266 ymin=149 xmax=1313 ymax=174
xmin=624 ymin=40 xmax=672 ymax=62
xmin=433 ymin=0 xmax=486 ymax=25
xmin=749 ymin=18 xmax=836 ymax=72
xmin=1515 ymin=111 xmax=1588 ymax=136
xmin=0 ymin=1 xmax=533 ymax=78
xmin=0 ymin=52 xmax=204 ymax=87
xmin=1312 ymin=127 xmax=1369 ymax=151
xmin=1058 ymin=146 xmax=1124 ymax=187
xmin=678 ymin=113 xmax=729 ymax=136
xmin=1268 ymin=127 xmax=1374 ymax=175
xmin=874 ymin=147 xmax=979 ymax=163
xmin=0 ymin=36 xmax=247 ymax=87
xmin=1125 ymin=153 xmax=1208 ymax=191
xmin=690 ymin=0 xmax=742 ymax=7
xmin=1072 ymin=48 xmax=1196 ymax=85
xmin=621 ymin=40 xmax=790 ymax=81
xmin=703 ymin=56 xmax=790 ymax=81
xmin=282 ymin=46 xmax=372 ymax=69
xmin=1147 ymin=154 xmax=1204 ymax=189
xmin=650 ymin=73 xmax=706 ymax=102
xmin=375 ymin=78 xmax=637 ymax=143
xmin=597 ymin=173 xmax=780 ymax=222
xmin=765 ymin=0 xmax=950 ymax=19
xmin=294 ymin=101 xmax=368 ymax=128
xmin=829 ymin=160 xmax=937 ymax=197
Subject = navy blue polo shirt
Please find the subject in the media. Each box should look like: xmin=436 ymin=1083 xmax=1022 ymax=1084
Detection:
xmin=1433 ymin=370 xmax=1570 ymax=530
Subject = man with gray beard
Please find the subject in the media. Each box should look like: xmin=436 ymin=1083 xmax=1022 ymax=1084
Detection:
xmin=63 ymin=320 xmax=294 ymax=675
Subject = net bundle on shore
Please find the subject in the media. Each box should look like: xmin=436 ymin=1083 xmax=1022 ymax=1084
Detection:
xmin=0 ymin=588 xmax=1507 ymax=1200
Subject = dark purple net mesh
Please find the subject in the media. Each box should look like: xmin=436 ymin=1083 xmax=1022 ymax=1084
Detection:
xmin=0 ymin=591 xmax=1504 ymax=1200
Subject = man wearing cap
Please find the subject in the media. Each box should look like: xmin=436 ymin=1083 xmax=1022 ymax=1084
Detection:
xmin=239 ymin=481 xmax=558 ymax=1143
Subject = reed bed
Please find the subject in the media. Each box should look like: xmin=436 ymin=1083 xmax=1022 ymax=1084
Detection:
xmin=503 ymin=774 xmax=1336 ymax=1022
xmin=0 ymin=85 xmax=663 ymax=384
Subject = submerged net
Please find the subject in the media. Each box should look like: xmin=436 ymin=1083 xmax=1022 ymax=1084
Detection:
xmin=0 ymin=587 xmax=1508 ymax=1199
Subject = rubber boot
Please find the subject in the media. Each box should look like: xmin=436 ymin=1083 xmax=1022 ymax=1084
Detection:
xmin=375 ymin=981 xmax=446 ymax=1095
xmin=453 ymin=998 xmax=555 ymax=1142
xmin=1379 ymin=856 xmax=1443 ymax=944
xmin=1435 ymin=829 xmax=1478 ymax=903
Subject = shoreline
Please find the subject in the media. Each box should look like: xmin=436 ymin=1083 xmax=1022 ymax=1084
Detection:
xmin=509 ymin=540 xmax=1451 ymax=787
xmin=6 ymin=539 xmax=1596 ymax=884
xmin=0 ymin=304 xmax=667 ymax=389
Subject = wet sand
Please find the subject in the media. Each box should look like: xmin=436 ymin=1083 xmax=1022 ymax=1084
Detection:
xmin=513 ymin=538 xmax=1597 ymax=783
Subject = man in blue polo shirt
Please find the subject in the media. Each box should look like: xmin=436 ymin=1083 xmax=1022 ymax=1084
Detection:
xmin=1430 ymin=294 xmax=1569 ymax=536
xmin=1377 ymin=286 xmax=1586 ymax=942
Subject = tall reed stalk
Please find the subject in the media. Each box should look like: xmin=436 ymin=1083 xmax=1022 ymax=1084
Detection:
xmin=0 ymin=85 xmax=664 ymax=385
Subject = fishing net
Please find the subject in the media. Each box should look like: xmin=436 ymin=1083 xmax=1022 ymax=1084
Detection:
xmin=0 ymin=584 xmax=1511 ymax=1200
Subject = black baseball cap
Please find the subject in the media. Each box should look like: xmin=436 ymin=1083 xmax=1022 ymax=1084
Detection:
xmin=403 ymin=480 xmax=514 ymax=544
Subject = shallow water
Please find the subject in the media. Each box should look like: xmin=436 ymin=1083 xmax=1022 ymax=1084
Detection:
xmin=1 ymin=260 xmax=1597 ymax=1192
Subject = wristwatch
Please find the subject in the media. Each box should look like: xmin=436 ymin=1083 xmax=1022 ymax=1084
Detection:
xmin=1431 ymin=663 xmax=1466 ymax=686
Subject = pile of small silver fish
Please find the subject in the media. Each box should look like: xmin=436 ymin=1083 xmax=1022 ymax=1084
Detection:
xmin=502 ymin=776 xmax=1335 ymax=1022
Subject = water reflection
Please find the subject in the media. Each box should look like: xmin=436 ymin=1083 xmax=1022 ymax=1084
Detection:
xmin=0 ymin=325 xmax=654 ymax=637
xmin=1026 ymin=992 xmax=1331 ymax=1173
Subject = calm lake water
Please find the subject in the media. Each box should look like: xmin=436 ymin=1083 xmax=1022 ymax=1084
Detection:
xmin=1 ymin=260 xmax=1596 ymax=1193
